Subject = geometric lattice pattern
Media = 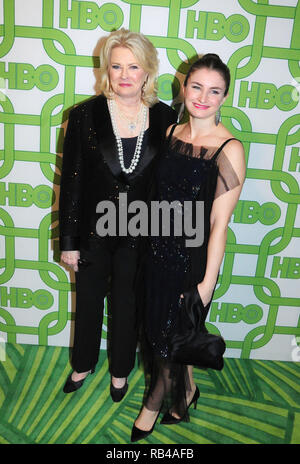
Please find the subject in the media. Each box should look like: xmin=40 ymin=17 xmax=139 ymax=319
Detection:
xmin=0 ymin=1 xmax=299 ymax=360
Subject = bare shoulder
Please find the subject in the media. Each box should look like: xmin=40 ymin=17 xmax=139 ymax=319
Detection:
xmin=166 ymin=122 xmax=183 ymax=137
xmin=223 ymin=137 xmax=245 ymax=161
xmin=215 ymin=124 xmax=245 ymax=165
xmin=223 ymin=138 xmax=244 ymax=157
xmin=166 ymin=122 xmax=188 ymax=138
xmin=166 ymin=124 xmax=174 ymax=137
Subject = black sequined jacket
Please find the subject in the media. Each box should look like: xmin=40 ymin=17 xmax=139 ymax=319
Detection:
xmin=59 ymin=94 xmax=177 ymax=251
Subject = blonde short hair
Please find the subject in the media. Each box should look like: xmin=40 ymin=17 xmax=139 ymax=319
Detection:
xmin=98 ymin=28 xmax=159 ymax=107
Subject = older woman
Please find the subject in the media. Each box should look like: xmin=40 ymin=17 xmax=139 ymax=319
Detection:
xmin=59 ymin=29 xmax=177 ymax=400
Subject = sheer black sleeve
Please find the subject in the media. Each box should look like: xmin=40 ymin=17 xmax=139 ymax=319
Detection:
xmin=215 ymin=150 xmax=241 ymax=199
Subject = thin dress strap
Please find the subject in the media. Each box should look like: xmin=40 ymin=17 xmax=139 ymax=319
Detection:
xmin=212 ymin=137 xmax=238 ymax=161
xmin=166 ymin=123 xmax=177 ymax=146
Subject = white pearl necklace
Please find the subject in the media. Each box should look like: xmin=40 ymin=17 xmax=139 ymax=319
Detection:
xmin=108 ymin=98 xmax=148 ymax=174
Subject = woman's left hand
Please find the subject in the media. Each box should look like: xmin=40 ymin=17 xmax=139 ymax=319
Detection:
xmin=197 ymin=282 xmax=214 ymax=308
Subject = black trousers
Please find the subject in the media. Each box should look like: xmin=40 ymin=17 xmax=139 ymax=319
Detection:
xmin=71 ymin=246 xmax=139 ymax=377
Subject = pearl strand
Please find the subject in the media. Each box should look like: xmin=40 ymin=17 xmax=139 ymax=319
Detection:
xmin=108 ymin=98 xmax=148 ymax=174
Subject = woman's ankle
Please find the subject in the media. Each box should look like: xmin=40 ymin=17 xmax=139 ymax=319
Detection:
xmin=71 ymin=370 xmax=90 ymax=382
xmin=111 ymin=376 xmax=127 ymax=388
xmin=135 ymin=406 xmax=159 ymax=431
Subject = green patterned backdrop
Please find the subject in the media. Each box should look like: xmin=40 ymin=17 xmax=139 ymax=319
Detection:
xmin=0 ymin=0 xmax=299 ymax=362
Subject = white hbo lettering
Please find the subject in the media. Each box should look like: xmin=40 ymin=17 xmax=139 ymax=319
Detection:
xmin=96 ymin=193 xmax=204 ymax=248
xmin=291 ymin=336 xmax=300 ymax=362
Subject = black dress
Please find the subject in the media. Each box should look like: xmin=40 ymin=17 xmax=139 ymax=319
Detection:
xmin=143 ymin=125 xmax=241 ymax=418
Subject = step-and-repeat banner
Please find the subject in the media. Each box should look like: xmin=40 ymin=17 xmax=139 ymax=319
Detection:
xmin=0 ymin=0 xmax=299 ymax=361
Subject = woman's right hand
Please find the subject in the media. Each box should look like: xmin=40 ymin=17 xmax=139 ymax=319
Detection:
xmin=61 ymin=250 xmax=80 ymax=272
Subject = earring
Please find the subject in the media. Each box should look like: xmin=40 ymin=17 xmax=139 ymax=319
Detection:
xmin=215 ymin=107 xmax=221 ymax=125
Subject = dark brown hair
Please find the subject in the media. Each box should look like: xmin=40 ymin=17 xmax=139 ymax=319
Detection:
xmin=184 ymin=54 xmax=230 ymax=96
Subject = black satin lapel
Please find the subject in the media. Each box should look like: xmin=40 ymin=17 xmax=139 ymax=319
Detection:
xmin=93 ymin=96 xmax=123 ymax=179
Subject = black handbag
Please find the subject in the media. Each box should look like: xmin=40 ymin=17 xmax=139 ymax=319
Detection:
xmin=169 ymin=286 xmax=226 ymax=370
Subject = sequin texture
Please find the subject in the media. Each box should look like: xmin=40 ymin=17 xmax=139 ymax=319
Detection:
xmin=145 ymin=134 xmax=240 ymax=359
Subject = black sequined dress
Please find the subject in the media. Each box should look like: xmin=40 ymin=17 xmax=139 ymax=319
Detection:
xmin=143 ymin=126 xmax=240 ymax=417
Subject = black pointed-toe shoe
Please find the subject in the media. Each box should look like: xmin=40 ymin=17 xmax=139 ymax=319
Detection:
xmin=131 ymin=409 xmax=161 ymax=443
xmin=63 ymin=368 xmax=95 ymax=394
xmin=110 ymin=379 xmax=128 ymax=402
xmin=160 ymin=386 xmax=200 ymax=425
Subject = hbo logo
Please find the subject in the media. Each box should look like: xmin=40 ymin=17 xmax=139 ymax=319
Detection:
xmin=233 ymin=201 xmax=281 ymax=225
xmin=210 ymin=302 xmax=263 ymax=324
xmin=0 ymin=62 xmax=59 ymax=91
xmin=186 ymin=11 xmax=250 ymax=42
xmin=239 ymin=81 xmax=299 ymax=112
xmin=0 ymin=182 xmax=55 ymax=208
xmin=0 ymin=287 xmax=54 ymax=310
